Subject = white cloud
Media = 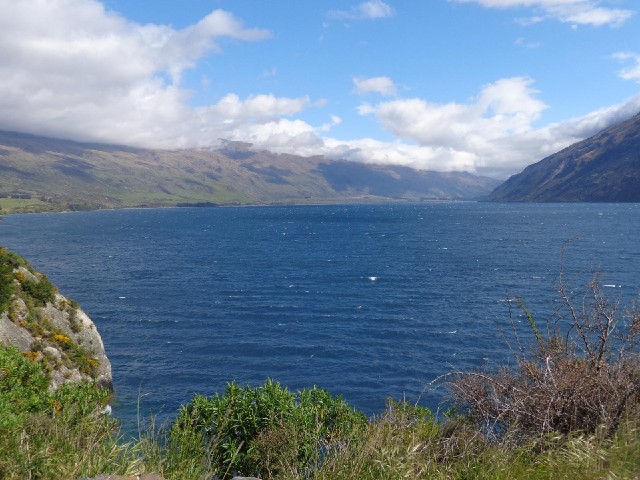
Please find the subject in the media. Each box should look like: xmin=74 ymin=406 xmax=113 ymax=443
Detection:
xmin=613 ymin=52 xmax=640 ymax=82
xmin=328 ymin=1 xmax=396 ymax=20
xmin=515 ymin=37 xmax=542 ymax=48
xmin=226 ymin=118 xmax=324 ymax=152
xmin=323 ymin=137 xmax=482 ymax=172
xmin=353 ymin=76 xmax=398 ymax=96
xmin=359 ymin=0 xmax=397 ymax=18
xmin=0 ymin=0 xmax=638 ymax=181
xmin=206 ymin=94 xmax=311 ymax=119
xmin=0 ymin=0 xmax=272 ymax=145
xmin=301 ymin=94 xmax=640 ymax=178
xmin=353 ymin=77 xmax=640 ymax=177
xmin=451 ymin=0 xmax=635 ymax=27
xmin=364 ymin=77 xmax=547 ymax=145
xmin=318 ymin=115 xmax=343 ymax=132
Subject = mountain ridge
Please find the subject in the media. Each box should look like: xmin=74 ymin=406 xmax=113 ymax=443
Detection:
xmin=0 ymin=130 xmax=500 ymax=213
xmin=487 ymin=111 xmax=640 ymax=202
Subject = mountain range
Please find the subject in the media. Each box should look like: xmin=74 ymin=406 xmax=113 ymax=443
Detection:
xmin=0 ymin=131 xmax=499 ymax=213
xmin=488 ymin=111 xmax=640 ymax=202
xmin=2 ymin=109 xmax=639 ymax=213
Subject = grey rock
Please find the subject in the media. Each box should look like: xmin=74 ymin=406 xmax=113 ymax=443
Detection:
xmin=0 ymin=313 xmax=33 ymax=351
xmin=16 ymin=266 xmax=37 ymax=283
xmin=43 ymin=345 xmax=62 ymax=360
xmin=0 ymin=267 xmax=112 ymax=392
xmin=42 ymin=294 xmax=112 ymax=389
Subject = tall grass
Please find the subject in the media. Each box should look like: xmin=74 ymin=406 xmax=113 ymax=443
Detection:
xmin=2 ymin=370 xmax=640 ymax=479
xmin=3 ymin=271 xmax=640 ymax=479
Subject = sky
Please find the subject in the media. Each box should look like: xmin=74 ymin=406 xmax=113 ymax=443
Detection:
xmin=1 ymin=0 xmax=639 ymax=178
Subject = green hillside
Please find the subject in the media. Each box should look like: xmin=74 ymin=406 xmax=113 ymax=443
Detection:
xmin=0 ymin=131 xmax=499 ymax=213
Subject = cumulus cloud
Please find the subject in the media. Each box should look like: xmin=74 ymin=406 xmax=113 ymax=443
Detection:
xmin=328 ymin=1 xmax=396 ymax=20
xmin=613 ymin=52 xmax=640 ymax=82
xmin=365 ymin=77 xmax=547 ymax=144
xmin=305 ymin=93 xmax=640 ymax=178
xmin=354 ymin=77 xmax=640 ymax=177
xmin=206 ymin=94 xmax=311 ymax=118
xmin=318 ymin=115 xmax=343 ymax=132
xmin=451 ymin=0 xmax=635 ymax=27
xmin=0 ymin=0 xmax=277 ymax=146
xmin=352 ymin=76 xmax=398 ymax=96
xmin=0 ymin=0 xmax=338 ymax=154
xmin=322 ymin=137 xmax=482 ymax=172
xmin=1 ymin=0 xmax=638 ymax=180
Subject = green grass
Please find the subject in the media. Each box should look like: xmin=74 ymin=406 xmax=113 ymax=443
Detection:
xmin=2 ymin=349 xmax=640 ymax=480
xmin=117 ymin=189 xmax=251 ymax=207
xmin=0 ymin=198 xmax=53 ymax=213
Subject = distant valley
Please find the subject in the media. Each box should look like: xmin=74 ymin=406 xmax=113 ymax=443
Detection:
xmin=0 ymin=131 xmax=499 ymax=213
xmin=3 ymin=108 xmax=638 ymax=214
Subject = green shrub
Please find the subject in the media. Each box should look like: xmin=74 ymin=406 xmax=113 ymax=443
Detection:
xmin=0 ymin=248 xmax=27 ymax=270
xmin=20 ymin=275 xmax=56 ymax=306
xmin=0 ymin=345 xmax=50 ymax=428
xmin=0 ymin=345 xmax=117 ymax=480
xmin=0 ymin=248 xmax=17 ymax=312
xmin=0 ymin=345 xmax=108 ymax=427
xmin=167 ymin=379 xmax=367 ymax=479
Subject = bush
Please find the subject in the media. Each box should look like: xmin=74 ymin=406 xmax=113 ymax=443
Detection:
xmin=0 ymin=346 xmax=50 ymax=428
xmin=0 ymin=345 xmax=109 ymax=427
xmin=0 ymin=248 xmax=27 ymax=270
xmin=0 ymin=261 xmax=14 ymax=313
xmin=167 ymin=379 xmax=367 ymax=479
xmin=0 ymin=248 xmax=19 ymax=312
xmin=0 ymin=345 xmax=117 ymax=480
xmin=448 ymin=274 xmax=640 ymax=443
xmin=20 ymin=275 xmax=56 ymax=306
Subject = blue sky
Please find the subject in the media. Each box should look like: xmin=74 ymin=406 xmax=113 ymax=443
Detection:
xmin=1 ymin=0 xmax=639 ymax=178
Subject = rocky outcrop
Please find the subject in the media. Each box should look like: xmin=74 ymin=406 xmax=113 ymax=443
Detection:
xmin=0 ymin=250 xmax=112 ymax=391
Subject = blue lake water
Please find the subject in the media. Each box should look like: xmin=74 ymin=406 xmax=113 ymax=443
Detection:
xmin=1 ymin=202 xmax=639 ymax=432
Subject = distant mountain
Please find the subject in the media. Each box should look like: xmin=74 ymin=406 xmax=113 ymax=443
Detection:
xmin=488 ymin=112 xmax=640 ymax=202
xmin=0 ymin=130 xmax=499 ymax=213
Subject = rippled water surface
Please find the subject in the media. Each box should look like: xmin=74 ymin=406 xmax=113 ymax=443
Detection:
xmin=2 ymin=202 xmax=639 ymax=430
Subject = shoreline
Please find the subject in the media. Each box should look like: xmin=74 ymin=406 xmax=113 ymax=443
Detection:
xmin=0 ymin=196 xmax=474 ymax=216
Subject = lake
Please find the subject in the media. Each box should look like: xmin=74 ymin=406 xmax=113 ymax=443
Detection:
xmin=1 ymin=202 xmax=639 ymax=432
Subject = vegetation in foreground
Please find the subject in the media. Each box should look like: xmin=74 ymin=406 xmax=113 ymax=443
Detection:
xmin=2 ymin=268 xmax=640 ymax=479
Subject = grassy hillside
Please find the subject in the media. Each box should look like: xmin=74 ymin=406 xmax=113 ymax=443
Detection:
xmin=0 ymin=131 xmax=499 ymax=213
